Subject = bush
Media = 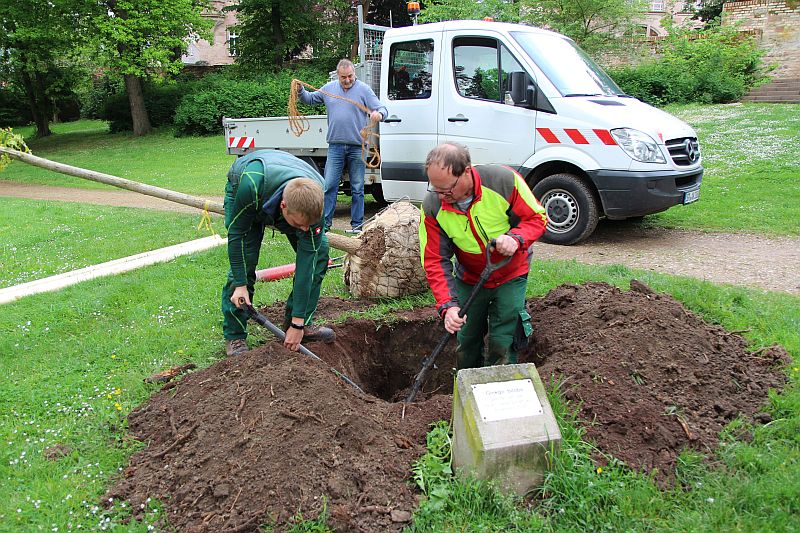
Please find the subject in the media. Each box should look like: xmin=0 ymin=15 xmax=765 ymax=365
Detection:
xmin=0 ymin=86 xmax=31 ymax=127
xmin=173 ymin=67 xmax=329 ymax=136
xmin=607 ymin=23 xmax=768 ymax=105
xmin=100 ymin=81 xmax=193 ymax=133
xmin=80 ymin=75 xmax=124 ymax=120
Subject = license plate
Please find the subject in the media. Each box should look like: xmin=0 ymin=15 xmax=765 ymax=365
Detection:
xmin=683 ymin=189 xmax=700 ymax=204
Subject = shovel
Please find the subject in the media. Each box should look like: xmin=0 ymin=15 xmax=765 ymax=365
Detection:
xmin=405 ymin=240 xmax=512 ymax=403
xmin=242 ymin=301 xmax=365 ymax=394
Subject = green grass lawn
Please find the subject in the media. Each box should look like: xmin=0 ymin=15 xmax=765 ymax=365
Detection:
xmin=5 ymin=121 xmax=232 ymax=197
xmin=658 ymin=103 xmax=800 ymax=235
xmin=0 ymin=198 xmax=224 ymax=288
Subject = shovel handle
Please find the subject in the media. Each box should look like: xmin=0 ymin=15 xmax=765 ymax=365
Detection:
xmin=406 ymin=329 xmax=452 ymax=403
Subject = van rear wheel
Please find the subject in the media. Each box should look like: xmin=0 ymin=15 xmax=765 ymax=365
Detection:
xmin=298 ymin=156 xmax=321 ymax=176
xmin=533 ymin=173 xmax=599 ymax=245
xmin=370 ymin=183 xmax=388 ymax=207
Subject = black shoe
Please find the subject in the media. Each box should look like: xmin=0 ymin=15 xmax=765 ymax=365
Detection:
xmin=225 ymin=338 xmax=248 ymax=357
xmin=303 ymin=324 xmax=335 ymax=343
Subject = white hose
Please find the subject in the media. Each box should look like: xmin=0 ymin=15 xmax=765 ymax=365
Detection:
xmin=0 ymin=235 xmax=226 ymax=305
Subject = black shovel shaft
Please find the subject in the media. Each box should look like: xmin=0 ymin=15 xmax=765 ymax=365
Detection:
xmin=406 ymin=240 xmax=512 ymax=403
xmin=244 ymin=304 xmax=364 ymax=394
xmin=245 ymin=305 xmax=318 ymax=360
xmin=405 ymin=329 xmax=454 ymax=403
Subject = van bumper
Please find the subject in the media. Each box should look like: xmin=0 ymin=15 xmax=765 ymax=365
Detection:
xmin=586 ymin=167 xmax=703 ymax=219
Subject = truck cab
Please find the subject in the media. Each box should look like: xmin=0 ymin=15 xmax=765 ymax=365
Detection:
xmin=379 ymin=20 xmax=703 ymax=245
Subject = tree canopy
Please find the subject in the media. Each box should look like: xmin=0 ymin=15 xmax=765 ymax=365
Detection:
xmin=93 ymin=0 xmax=212 ymax=135
xmin=0 ymin=0 xmax=94 ymax=137
xmin=418 ymin=0 xmax=647 ymax=54
xmin=232 ymin=0 xmax=357 ymax=71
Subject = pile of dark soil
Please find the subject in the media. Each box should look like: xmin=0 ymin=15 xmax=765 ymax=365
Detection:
xmin=525 ymin=281 xmax=789 ymax=482
xmin=107 ymin=281 xmax=788 ymax=531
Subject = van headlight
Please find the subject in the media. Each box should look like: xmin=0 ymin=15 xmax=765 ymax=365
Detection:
xmin=610 ymin=128 xmax=666 ymax=164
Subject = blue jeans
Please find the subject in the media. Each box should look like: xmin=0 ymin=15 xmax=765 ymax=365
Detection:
xmin=324 ymin=143 xmax=365 ymax=229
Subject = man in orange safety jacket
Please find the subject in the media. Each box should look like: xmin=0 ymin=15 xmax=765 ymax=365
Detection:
xmin=419 ymin=143 xmax=547 ymax=369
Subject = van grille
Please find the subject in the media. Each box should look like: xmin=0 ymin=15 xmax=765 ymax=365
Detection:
xmin=665 ymin=137 xmax=701 ymax=166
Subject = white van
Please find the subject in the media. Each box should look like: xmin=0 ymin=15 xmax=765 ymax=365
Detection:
xmin=379 ymin=20 xmax=702 ymax=244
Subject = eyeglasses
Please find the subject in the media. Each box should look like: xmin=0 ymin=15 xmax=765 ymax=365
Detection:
xmin=427 ymin=170 xmax=464 ymax=195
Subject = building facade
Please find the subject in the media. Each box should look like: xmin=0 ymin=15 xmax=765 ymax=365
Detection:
xmin=722 ymin=0 xmax=800 ymax=78
xmin=181 ymin=0 xmax=238 ymax=67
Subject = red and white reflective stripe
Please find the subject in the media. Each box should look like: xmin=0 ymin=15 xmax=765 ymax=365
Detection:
xmin=228 ymin=137 xmax=255 ymax=149
xmin=536 ymin=128 xmax=617 ymax=146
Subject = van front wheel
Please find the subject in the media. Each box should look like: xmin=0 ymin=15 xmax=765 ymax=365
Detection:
xmin=533 ymin=173 xmax=599 ymax=245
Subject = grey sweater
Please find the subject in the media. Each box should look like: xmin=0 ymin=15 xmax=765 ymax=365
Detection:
xmin=299 ymin=79 xmax=387 ymax=145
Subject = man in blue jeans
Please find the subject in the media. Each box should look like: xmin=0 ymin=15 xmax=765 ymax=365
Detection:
xmin=298 ymin=59 xmax=387 ymax=233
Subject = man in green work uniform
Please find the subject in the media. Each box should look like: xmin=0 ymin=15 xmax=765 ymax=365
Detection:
xmin=222 ymin=149 xmax=334 ymax=357
xmin=419 ymin=143 xmax=548 ymax=369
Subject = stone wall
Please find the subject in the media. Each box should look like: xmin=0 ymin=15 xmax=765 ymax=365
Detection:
xmin=181 ymin=0 xmax=237 ymax=67
xmin=722 ymin=0 xmax=800 ymax=78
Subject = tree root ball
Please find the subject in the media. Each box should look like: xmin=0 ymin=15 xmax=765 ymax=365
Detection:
xmin=344 ymin=201 xmax=428 ymax=298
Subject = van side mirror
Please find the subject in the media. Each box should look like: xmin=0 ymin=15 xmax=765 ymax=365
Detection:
xmin=509 ymin=71 xmax=534 ymax=107
xmin=509 ymin=70 xmax=555 ymax=113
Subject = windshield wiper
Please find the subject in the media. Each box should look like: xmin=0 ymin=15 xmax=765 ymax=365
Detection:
xmin=564 ymin=93 xmax=603 ymax=97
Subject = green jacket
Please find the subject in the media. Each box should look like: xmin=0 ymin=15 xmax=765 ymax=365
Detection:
xmin=225 ymin=150 xmax=327 ymax=317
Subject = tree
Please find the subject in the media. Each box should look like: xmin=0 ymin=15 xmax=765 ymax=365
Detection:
xmin=418 ymin=0 xmax=647 ymax=55
xmin=419 ymin=0 xmax=522 ymax=23
xmin=0 ymin=0 xmax=92 ymax=137
xmin=690 ymin=0 xmax=726 ymax=27
xmin=367 ymin=0 xmax=413 ymax=27
xmin=522 ymin=0 xmax=647 ymax=54
xmin=93 ymin=1 xmax=211 ymax=136
xmin=233 ymin=0 xmax=358 ymax=71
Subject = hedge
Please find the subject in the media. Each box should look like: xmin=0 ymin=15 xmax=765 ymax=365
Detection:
xmin=173 ymin=68 xmax=329 ymax=136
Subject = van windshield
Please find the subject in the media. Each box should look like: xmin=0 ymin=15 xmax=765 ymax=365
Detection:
xmin=509 ymin=31 xmax=624 ymax=97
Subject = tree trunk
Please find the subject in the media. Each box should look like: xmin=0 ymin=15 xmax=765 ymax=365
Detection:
xmin=125 ymin=74 xmax=152 ymax=136
xmin=351 ymin=1 xmax=371 ymax=60
xmin=19 ymin=67 xmax=52 ymax=138
xmin=271 ymin=0 xmax=285 ymax=62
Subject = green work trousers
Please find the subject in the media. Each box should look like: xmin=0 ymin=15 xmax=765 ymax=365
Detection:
xmin=455 ymin=275 xmax=531 ymax=369
xmin=221 ymin=231 xmax=328 ymax=340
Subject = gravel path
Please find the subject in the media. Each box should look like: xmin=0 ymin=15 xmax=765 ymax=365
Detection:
xmin=3 ymin=180 xmax=799 ymax=295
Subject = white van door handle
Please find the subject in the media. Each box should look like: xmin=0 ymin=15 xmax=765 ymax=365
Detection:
xmin=384 ymin=117 xmax=402 ymax=123
xmin=448 ymin=116 xmax=469 ymax=122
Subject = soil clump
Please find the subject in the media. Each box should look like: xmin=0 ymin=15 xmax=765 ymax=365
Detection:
xmin=107 ymin=282 xmax=789 ymax=531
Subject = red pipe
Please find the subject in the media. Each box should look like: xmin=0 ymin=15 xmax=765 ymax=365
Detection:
xmin=256 ymin=258 xmax=341 ymax=282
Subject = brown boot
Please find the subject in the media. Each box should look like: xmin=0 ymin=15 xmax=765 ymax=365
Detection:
xmin=225 ymin=338 xmax=248 ymax=357
xmin=302 ymin=324 xmax=335 ymax=343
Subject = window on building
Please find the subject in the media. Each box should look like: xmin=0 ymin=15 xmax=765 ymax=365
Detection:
xmin=635 ymin=25 xmax=660 ymax=38
xmin=681 ymin=0 xmax=703 ymax=11
xmin=227 ymin=29 xmax=239 ymax=57
xmin=650 ymin=0 xmax=665 ymax=11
